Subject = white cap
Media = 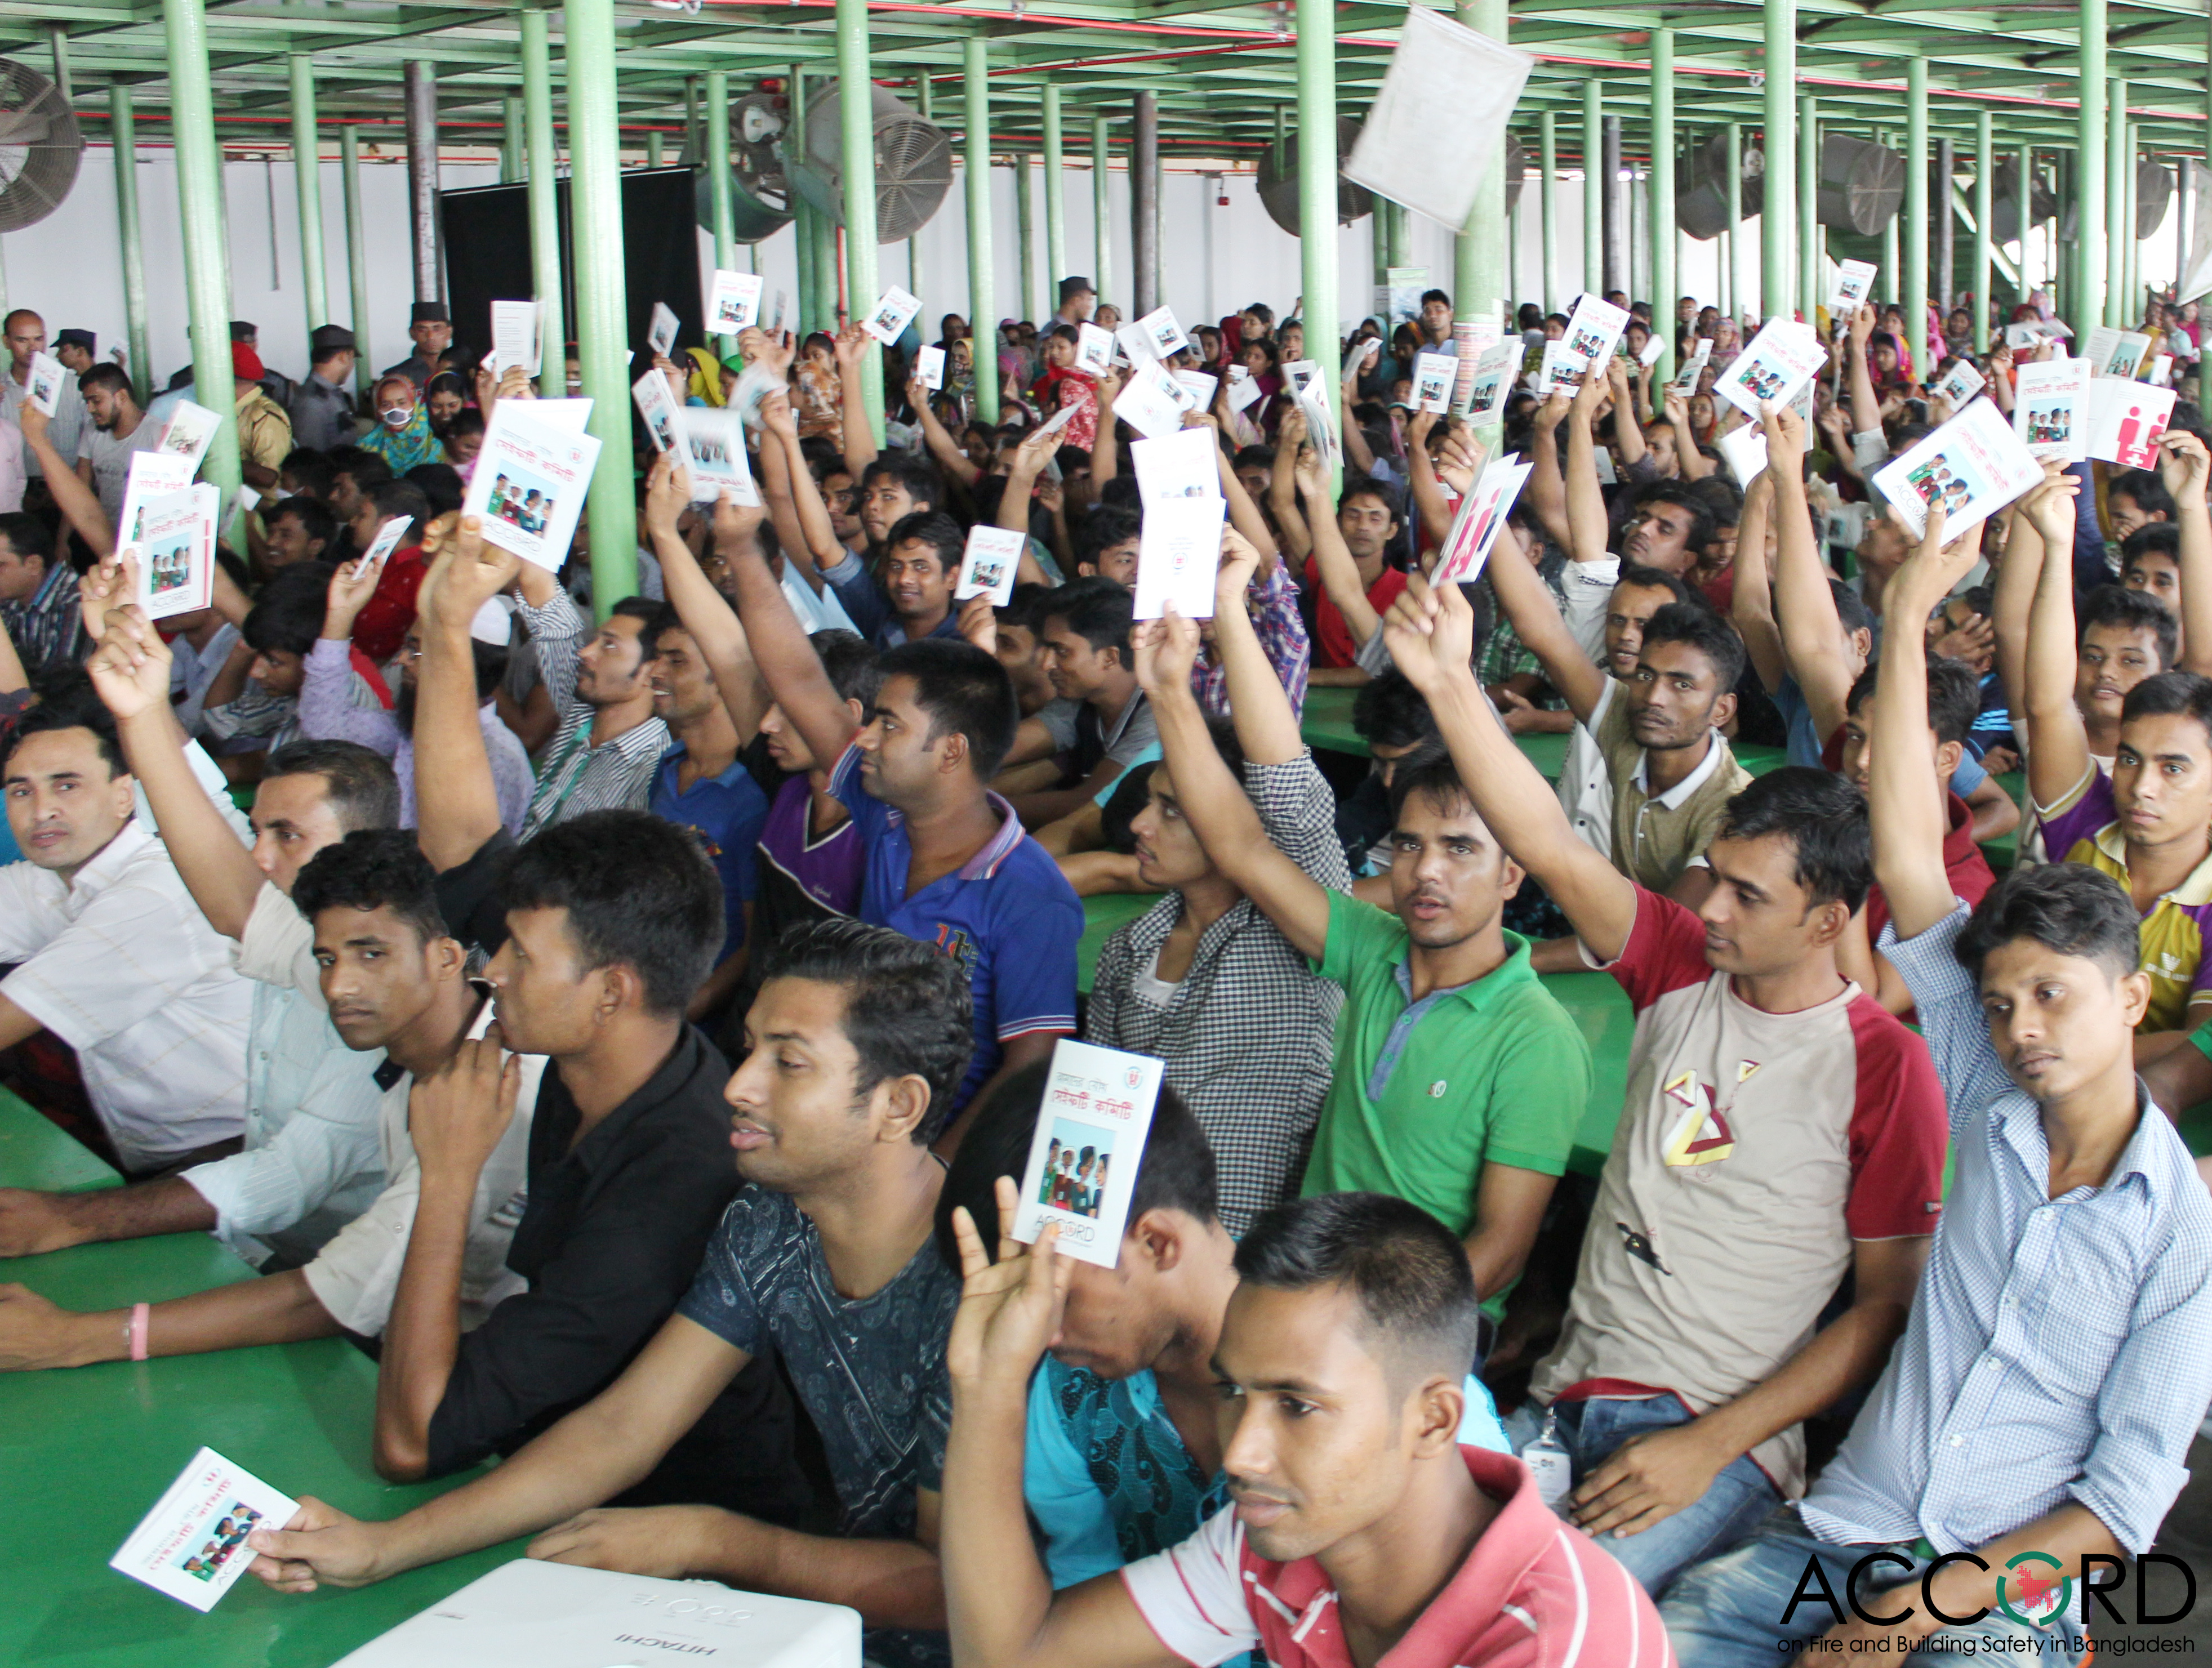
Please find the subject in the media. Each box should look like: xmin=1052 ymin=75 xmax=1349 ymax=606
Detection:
xmin=470 ymin=596 xmax=514 ymax=647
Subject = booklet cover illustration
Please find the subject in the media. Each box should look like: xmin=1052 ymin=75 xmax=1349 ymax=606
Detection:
xmin=1011 ymin=1040 xmax=1166 ymax=1268
xmin=110 ymin=1446 xmax=298 ymax=1612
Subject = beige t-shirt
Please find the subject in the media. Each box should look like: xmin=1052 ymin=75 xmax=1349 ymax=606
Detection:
xmin=1590 ymin=679 xmax=1753 ymax=894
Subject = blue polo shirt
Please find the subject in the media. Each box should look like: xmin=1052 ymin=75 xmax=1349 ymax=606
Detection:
xmin=651 ymin=742 xmax=771 ymax=965
xmin=830 ymin=743 xmax=1082 ymax=1110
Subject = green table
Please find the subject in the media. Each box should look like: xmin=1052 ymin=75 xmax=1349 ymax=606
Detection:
xmin=1298 ymin=686 xmax=1367 ymax=756
xmin=1538 ymin=972 xmax=1636 ymax=1178
xmin=0 ymin=1095 xmax=523 ymax=1667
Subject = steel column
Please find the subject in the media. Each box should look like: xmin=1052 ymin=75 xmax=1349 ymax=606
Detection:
xmin=501 ymin=95 xmax=524 ymax=183
xmin=1905 ymin=60 xmax=1928 ymax=363
xmin=964 ymin=37 xmax=999 ymax=422
xmin=1296 ymin=0 xmax=1338 ymax=466
xmin=563 ymin=0 xmax=635 ymax=613
xmin=1723 ymin=122 xmax=1740 ymax=318
xmin=791 ymin=69 xmax=815 ymax=336
xmin=2107 ymin=82 xmax=2129 ymax=324
xmin=1016 ymin=152 xmax=1036 ymax=323
xmin=1583 ymin=81 xmax=1603 ymax=296
xmin=523 ymin=10 xmax=564 ymax=383
xmin=340 ymin=124 xmax=372 ymax=396
xmin=1539 ymin=109 xmax=1559 ymax=316
xmin=1762 ymin=0 xmax=1796 ymax=322
xmin=162 ymin=0 xmax=240 ymax=496
xmin=1042 ymin=83 xmax=1067 ymax=305
xmin=1973 ymin=110 xmax=1993 ymax=351
xmin=1935 ymin=137 xmax=1957 ymax=318
xmin=1133 ymin=91 xmax=1160 ymax=319
xmin=836 ymin=0 xmax=883 ymax=442
xmin=110 ymin=83 xmax=151 ymax=405
xmin=2077 ymin=0 xmax=2107 ymax=327
xmin=290 ymin=56 xmax=328 ymax=340
xmin=706 ymin=68 xmax=737 ymax=358
xmin=1601 ymin=115 xmax=1626 ymax=295
xmin=1093 ymin=114 xmax=1113 ymax=314
xmin=1651 ymin=31 xmax=1676 ymax=373
xmin=1459 ymin=0 xmax=1508 ymax=326
xmin=403 ymin=61 xmax=441 ymax=302
xmin=1799 ymin=95 xmax=1818 ymax=318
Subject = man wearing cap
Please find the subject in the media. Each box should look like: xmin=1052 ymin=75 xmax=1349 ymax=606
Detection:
xmin=233 ymin=343 xmax=294 ymax=504
xmin=291 ymin=326 xmax=360 ymax=453
xmin=234 ymin=321 xmax=292 ymax=409
xmin=2 ymin=310 xmax=87 ymax=487
xmin=1053 ymin=276 xmax=1097 ymax=332
xmin=54 ymin=331 xmax=97 ymax=379
xmin=383 ymin=304 xmax=452 ymax=390
xmin=300 ymin=559 xmax=535 ymax=835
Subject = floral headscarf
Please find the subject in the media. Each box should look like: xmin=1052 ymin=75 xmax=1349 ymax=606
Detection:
xmin=359 ymin=385 xmax=444 ymax=474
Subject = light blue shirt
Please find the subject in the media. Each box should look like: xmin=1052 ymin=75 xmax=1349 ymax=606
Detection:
xmin=1802 ymin=902 xmax=2212 ymax=1562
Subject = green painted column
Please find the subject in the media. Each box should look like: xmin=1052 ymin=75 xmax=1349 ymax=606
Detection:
xmin=1016 ymin=151 xmax=1036 ymax=323
xmin=836 ymin=0 xmax=883 ymax=444
xmin=340 ymin=124 xmax=372 ymax=396
xmin=2077 ymin=0 xmax=2106 ymax=328
xmin=1905 ymin=60 xmax=1928 ymax=360
xmin=1297 ymin=0 xmax=1339 ymax=440
xmin=502 ymin=95 xmax=524 ymax=183
xmin=1539 ymin=109 xmax=1559 ymax=315
xmin=1650 ymin=31 xmax=1675 ymax=374
xmin=1042 ymin=83 xmax=1067 ymax=301
xmin=563 ymin=0 xmax=636 ymax=613
xmin=162 ymin=0 xmax=239 ymax=497
xmin=523 ymin=10 xmax=565 ymax=381
xmin=646 ymin=132 xmax=664 ymax=168
xmin=1723 ymin=122 xmax=1740 ymax=317
xmin=1457 ymin=0 xmax=1507 ymax=325
xmin=815 ymin=186 xmax=840 ymax=327
xmin=1583 ymin=80 xmax=1603 ymax=296
xmin=1093 ymin=113 xmax=1113 ymax=314
xmin=964 ymin=37 xmax=999 ymax=423
xmin=1973 ymin=109 xmax=1993 ymax=350
xmin=289 ymin=56 xmax=328 ymax=337
xmin=1879 ymin=130 xmax=1900 ymax=304
xmin=109 ymin=82 xmax=151 ymax=406
xmin=1797 ymin=94 xmax=1818 ymax=319
xmin=2107 ymin=90 xmax=2129 ymax=324
xmin=790 ymin=68 xmax=812 ymax=335
xmin=706 ymin=68 xmax=737 ymax=359
xmin=1763 ymin=0 xmax=1796 ymax=323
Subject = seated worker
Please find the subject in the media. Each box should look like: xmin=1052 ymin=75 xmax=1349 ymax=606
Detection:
xmin=0 ymin=681 xmax=396 ymax=1263
xmin=1130 ymin=603 xmax=1591 ymax=1312
xmin=1002 ymin=578 xmax=1158 ymax=830
xmin=518 ymin=563 xmax=669 ymax=837
xmin=1333 ymin=669 xmax=1437 ymax=891
xmin=1832 ymin=654 xmax=1997 ymax=1015
xmin=827 ymin=509 xmax=965 ymax=650
xmin=1661 ymin=499 xmax=2212 ymax=1666
xmin=720 ymin=490 xmax=1081 ymax=1133
xmin=937 ymin=1067 xmax=1513 ymax=1590
xmin=0 ymin=689 xmax=253 ymax=1177
xmin=0 ymin=826 xmax=528 ymax=1374
xmin=1295 ymin=458 xmax=1407 ymax=688
xmin=2020 ymin=466 xmax=2212 ymax=1054
xmin=302 ymin=555 xmax=533 ymax=834
xmin=248 ymin=921 xmax=978 ymax=1668
xmin=937 ymin=1190 xmax=1672 ymax=1668
xmin=1379 ymin=573 xmax=1945 ymax=1595
xmin=202 ymin=561 xmax=391 ymax=760
xmin=1085 ymin=533 xmax=1348 ymax=1235
xmin=1486 ymin=512 xmax=1752 ymax=903
xmin=339 ymin=478 xmax=433 ymax=663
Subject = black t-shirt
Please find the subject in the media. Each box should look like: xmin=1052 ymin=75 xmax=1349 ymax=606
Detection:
xmin=420 ymin=1003 xmax=811 ymax=1522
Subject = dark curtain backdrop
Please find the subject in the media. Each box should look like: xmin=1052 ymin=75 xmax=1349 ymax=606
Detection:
xmin=440 ymin=168 xmax=704 ymax=367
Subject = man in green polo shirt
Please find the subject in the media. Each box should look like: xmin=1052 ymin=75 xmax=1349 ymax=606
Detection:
xmin=1131 ymin=611 xmax=1591 ymax=1308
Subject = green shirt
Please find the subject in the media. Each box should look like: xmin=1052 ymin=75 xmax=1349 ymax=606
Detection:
xmin=1300 ymin=892 xmax=1591 ymax=1238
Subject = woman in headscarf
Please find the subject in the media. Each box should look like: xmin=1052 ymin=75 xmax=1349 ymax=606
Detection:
xmin=358 ymin=373 xmax=446 ymax=473
xmin=424 ymin=371 xmax=470 ymax=434
xmin=1706 ymin=316 xmax=1744 ymax=375
xmin=794 ymin=332 xmax=843 ymax=445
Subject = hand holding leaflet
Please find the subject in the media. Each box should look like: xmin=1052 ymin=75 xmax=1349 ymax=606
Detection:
xmin=489 ymin=301 xmax=543 ymax=377
xmin=1829 ymin=260 xmax=1877 ymax=314
xmin=111 ymin=1447 xmax=297 ymax=1612
xmin=1413 ymin=351 xmax=1457 ymax=412
xmin=1713 ymin=319 xmax=1826 ymax=418
xmin=914 ymin=344 xmax=946 ymax=391
xmin=1075 ymin=323 xmax=1115 ymax=377
xmin=1431 ymin=454 xmax=1533 ymax=586
xmin=2013 ymin=358 xmax=2090 ymax=462
xmin=1011 ymin=1040 xmax=1166 ymax=1267
xmin=1133 ymin=497 xmax=1228 ymax=622
xmin=647 ymin=302 xmax=680 ymax=360
xmin=955 ymin=524 xmax=1026 ymax=606
xmin=24 ymin=350 xmax=64 ymax=417
xmin=127 ymin=484 xmax=222 ymax=621
xmin=461 ymin=402 xmax=604 ymax=570
xmin=630 ymin=368 xmax=696 ymax=477
xmin=678 ymin=407 xmax=760 ymax=507
xmin=2084 ymin=380 xmax=2175 ymax=469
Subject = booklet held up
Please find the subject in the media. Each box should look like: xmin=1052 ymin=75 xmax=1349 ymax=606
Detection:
xmin=1011 ymin=1040 xmax=1167 ymax=1269
xmin=464 ymin=403 xmax=604 ymax=570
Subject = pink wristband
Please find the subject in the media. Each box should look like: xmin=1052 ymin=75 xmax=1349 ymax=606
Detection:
xmin=128 ymin=1302 xmax=149 ymax=1363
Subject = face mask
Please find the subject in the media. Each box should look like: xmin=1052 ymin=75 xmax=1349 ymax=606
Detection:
xmin=381 ymin=405 xmax=411 ymax=427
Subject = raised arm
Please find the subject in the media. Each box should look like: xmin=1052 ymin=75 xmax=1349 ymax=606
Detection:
xmin=2161 ymin=432 xmax=2212 ymax=677
xmin=1295 ymin=442 xmax=1381 ymax=653
xmin=1605 ymin=359 xmax=1647 ymax=474
xmin=1482 ymin=520 xmax=1608 ymax=725
xmin=2019 ymin=466 xmax=2093 ymax=812
xmin=1212 ymin=420 xmax=1278 ymax=568
xmin=413 ymin=517 xmax=518 ymax=871
xmin=1990 ymin=496 xmax=2040 ymax=739
xmin=1845 ymin=304 xmax=1884 ymax=442
xmin=20 ymin=404 xmax=112 ymax=558
xmin=834 ymin=324 xmax=879 ymax=476
xmin=1521 ymin=390 xmax=1574 ymax=551
xmin=1382 ymin=574 xmax=1640 ymax=961
xmin=1663 ymin=387 xmax=1715 ymax=481
xmin=1087 ymin=370 xmax=1123 ymax=490
xmin=1339 ymin=373 xmax=1378 ymax=477
xmin=643 ymin=452 xmax=768 ymax=741
xmin=1404 ymin=412 xmax=1456 ymax=549
xmin=1267 ymin=401 xmax=1312 ymax=561
xmin=1728 ymin=472 xmax=1786 ymax=693
xmin=1562 ymin=368 xmax=1614 ymax=565
xmin=722 ymin=494 xmax=860 ymax=771
xmin=82 ymin=598 xmax=259 ymax=940
xmin=1765 ymin=403 xmax=1854 ymax=746
xmin=1131 ymin=606 xmax=1330 ymax=961
xmin=1210 ymin=529 xmax=1302 ymax=764
xmin=1872 ymin=505 xmax=1986 ymax=942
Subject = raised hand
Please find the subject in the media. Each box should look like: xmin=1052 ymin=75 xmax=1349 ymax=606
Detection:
xmin=419 ymin=514 xmax=519 ymax=631
xmin=2160 ymin=430 xmax=2210 ymax=510
xmin=323 ymin=556 xmax=383 ymax=640
xmin=77 ymin=550 xmax=132 ymax=644
xmin=643 ymin=449 xmax=692 ymax=539
xmin=945 ymin=1176 xmax=1072 ymax=1397
xmin=407 ymin=1028 xmax=520 ymax=1182
xmin=1216 ymin=523 xmax=1262 ymax=606
xmin=711 ymin=487 xmax=765 ymax=555
xmin=957 ymin=591 xmax=999 ymax=656
xmin=2014 ymin=458 xmax=2081 ymax=550
xmin=1380 ymin=571 xmax=1477 ymax=695
xmin=84 ymin=605 xmax=173 ymax=721
xmin=1129 ymin=612 xmax=1203 ymax=697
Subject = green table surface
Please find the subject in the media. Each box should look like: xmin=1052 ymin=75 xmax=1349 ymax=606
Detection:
xmin=0 ymin=1093 xmax=522 ymax=1667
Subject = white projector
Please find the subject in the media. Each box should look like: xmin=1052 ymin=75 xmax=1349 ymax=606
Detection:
xmin=331 ymin=1557 xmax=864 ymax=1667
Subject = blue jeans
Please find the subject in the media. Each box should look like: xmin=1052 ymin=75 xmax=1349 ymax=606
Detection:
xmin=1661 ymin=1504 xmax=2079 ymax=1667
xmin=1505 ymin=1395 xmax=1777 ymax=1596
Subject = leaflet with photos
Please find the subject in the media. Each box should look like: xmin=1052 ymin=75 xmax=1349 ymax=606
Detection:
xmin=2013 ymin=358 xmax=2090 ymax=462
xmin=25 ymin=350 xmax=64 ymax=417
xmin=1450 ymin=317 xmax=1501 ymax=411
xmin=1413 ymin=351 xmax=1457 ymax=413
xmin=110 ymin=1447 xmax=297 ymax=1613
xmin=1432 ymin=454 xmax=1533 ymax=587
xmin=1011 ymin=1039 xmax=1167 ymax=1269
xmin=1131 ymin=426 xmax=1224 ymax=506
xmin=1225 ymin=365 xmax=1263 ymax=414
xmin=462 ymin=402 xmax=605 ymax=570
xmin=115 ymin=449 xmax=197 ymax=554
xmin=358 ymin=514 xmax=415 ymax=575
xmin=129 ymin=483 xmax=221 ymax=622
xmin=914 ymin=344 xmax=946 ymax=391
xmin=1464 ymin=340 xmax=1520 ymax=420
xmin=1714 ymin=319 xmax=1826 ymax=419
xmin=679 ymin=407 xmax=760 ymax=507
xmin=1114 ymin=359 xmax=1191 ymax=441
xmin=2083 ymin=325 xmax=2152 ymax=381
xmin=1137 ymin=305 xmax=1189 ymax=359
xmin=862 ymin=286 xmax=923 ymax=346
xmin=1133 ymin=496 xmax=1228 ymax=623
xmin=1075 ymin=323 xmax=1115 ymax=377
xmin=1561 ymin=293 xmax=1631 ymax=371
xmin=155 ymin=399 xmax=221 ymax=467
xmin=1871 ymin=396 xmax=2044 ymax=537
xmin=954 ymin=524 xmax=1026 ymax=607
xmin=1830 ymin=260 xmax=1877 ymax=313
xmin=1670 ymin=337 xmax=1712 ymax=393
xmin=631 ymin=367 xmax=696 ymax=476
xmin=707 ymin=269 xmax=764 ymax=335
